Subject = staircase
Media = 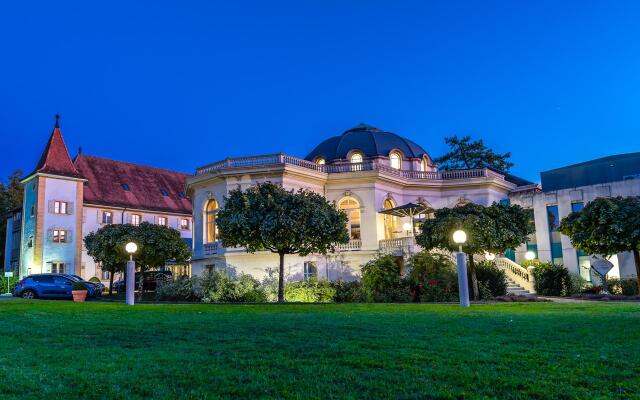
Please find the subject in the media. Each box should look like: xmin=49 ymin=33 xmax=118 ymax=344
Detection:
xmin=505 ymin=276 xmax=531 ymax=295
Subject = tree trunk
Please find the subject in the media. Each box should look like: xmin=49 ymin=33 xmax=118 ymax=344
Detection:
xmin=467 ymin=253 xmax=479 ymax=301
xmin=278 ymin=252 xmax=285 ymax=303
xmin=634 ymin=250 xmax=640 ymax=294
xmin=108 ymin=271 xmax=114 ymax=296
xmin=138 ymin=269 xmax=144 ymax=301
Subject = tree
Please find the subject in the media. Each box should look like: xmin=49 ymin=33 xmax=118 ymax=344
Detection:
xmin=559 ymin=196 xmax=640 ymax=291
xmin=131 ymin=222 xmax=191 ymax=299
xmin=0 ymin=170 xmax=23 ymax=271
xmin=416 ymin=202 xmax=533 ymax=300
xmin=217 ymin=182 xmax=349 ymax=302
xmin=84 ymin=224 xmax=136 ymax=295
xmin=434 ymin=136 xmax=514 ymax=172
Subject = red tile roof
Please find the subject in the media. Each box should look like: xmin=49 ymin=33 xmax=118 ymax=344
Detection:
xmin=73 ymin=154 xmax=193 ymax=215
xmin=32 ymin=125 xmax=84 ymax=179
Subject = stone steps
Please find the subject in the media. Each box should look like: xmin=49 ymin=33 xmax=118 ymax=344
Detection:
xmin=505 ymin=277 xmax=530 ymax=295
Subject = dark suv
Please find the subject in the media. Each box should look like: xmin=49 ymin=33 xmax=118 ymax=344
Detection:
xmin=13 ymin=274 xmax=102 ymax=299
xmin=113 ymin=270 xmax=172 ymax=292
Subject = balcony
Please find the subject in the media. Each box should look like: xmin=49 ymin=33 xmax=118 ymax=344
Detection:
xmin=195 ymin=153 xmax=504 ymax=182
xmin=379 ymin=237 xmax=419 ymax=255
xmin=203 ymin=241 xmax=220 ymax=255
xmin=335 ymin=240 xmax=362 ymax=251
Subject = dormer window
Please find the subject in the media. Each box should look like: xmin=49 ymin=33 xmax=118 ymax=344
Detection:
xmin=350 ymin=152 xmax=363 ymax=164
xmin=122 ymin=184 xmax=130 ymax=191
xmin=178 ymin=191 xmax=186 ymax=198
xmin=389 ymin=151 xmax=402 ymax=170
xmin=160 ymin=189 xmax=169 ymax=196
xmin=314 ymin=157 xmax=325 ymax=165
xmin=420 ymin=157 xmax=428 ymax=172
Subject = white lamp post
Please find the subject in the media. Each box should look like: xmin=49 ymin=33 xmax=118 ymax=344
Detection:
xmin=525 ymin=250 xmax=536 ymax=261
xmin=125 ymin=242 xmax=138 ymax=305
xmin=453 ymin=230 xmax=470 ymax=307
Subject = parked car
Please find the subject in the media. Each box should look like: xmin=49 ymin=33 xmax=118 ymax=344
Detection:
xmin=65 ymin=274 xmax=105 ymax=293
xmin=13 ymin=274 xmax=102 ymax=299
xmin=113 ymin=270 xmax=173 ymax=292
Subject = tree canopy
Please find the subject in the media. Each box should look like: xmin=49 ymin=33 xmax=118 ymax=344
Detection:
xmin=559 ymin=196 xmax=640 ymax=289
xmin=416 ymin=202 xmax=533 ymax=299
xmin=0 ymin=170 xmax=23 ymax=271
xmin=217 ymin=182 xmax=349 ymax=302
xmin=434 ymin=136 xmax=514 ymax=172
xmin=84 ymin=222 xmax=190 ymax=295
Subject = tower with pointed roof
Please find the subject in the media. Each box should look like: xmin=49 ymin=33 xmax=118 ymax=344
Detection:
xmin=19 ymin=115 xmax=86 ymax=277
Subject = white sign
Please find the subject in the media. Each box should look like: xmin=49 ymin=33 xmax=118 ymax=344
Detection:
xmin=590 ymin=257 xmax=614 ymax=277
xmin=4 ymin=272 xmax=13 ymax=278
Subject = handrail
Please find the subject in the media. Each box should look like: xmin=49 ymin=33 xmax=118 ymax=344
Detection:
xmin=335 ymin=240 xmax=362 ymax=251
xmin=494 ymin=257 xmax=536 ymax=293
xmin=196 ymin=153 xmax=502 ymax=182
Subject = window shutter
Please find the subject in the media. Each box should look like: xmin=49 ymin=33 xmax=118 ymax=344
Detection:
xmin=47 ymin=228 xmax=54 ymax=242
xmin=48 ymin=200 xmax=55 ymax=213
xmin=67 ymin=202 xmax=74 ymax=215
xmin=97 ymin=210 xmax=101 ymax=223
xmin=127 ymin=213 xmax=132 ymax=224
xmin=46 ymin=262 xmax=52 ymax=273
xmin=66 ymin=229 xmax=73 ymax=243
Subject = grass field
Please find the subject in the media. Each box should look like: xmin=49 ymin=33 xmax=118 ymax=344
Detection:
xmin=0 ymin=300 xmax=639 ymax=399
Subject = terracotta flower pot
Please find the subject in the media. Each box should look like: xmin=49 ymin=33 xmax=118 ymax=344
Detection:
xmin=72 ymin=290 xmax=88 ymax=302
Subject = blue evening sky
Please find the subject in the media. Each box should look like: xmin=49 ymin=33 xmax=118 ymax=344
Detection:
xmin=1 ymin=1 xmax=639 ymax=182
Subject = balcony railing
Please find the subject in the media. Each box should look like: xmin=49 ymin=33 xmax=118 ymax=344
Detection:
xmin=195 ymin=153 xmax=503 ymax=182
xmin=204 ymin=242 xmax=220 ymax=255
xmin=335 ymin=240 xmax=362 ymax=251
xmin=379 ymin=237 xmax=417 ymax=250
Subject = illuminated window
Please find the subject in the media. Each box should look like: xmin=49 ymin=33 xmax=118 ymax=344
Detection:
xmin=180 ymin=218 xmax=190 ymax=230
xmin=389 ymin=151 xmax=402 ymax=169
xmin=53 ymin=201 xmax=68 ymax=214
xmin=131 ymin=214 xmax=141 ymax=226
xmin=420 ymin=158 xmax=428 ymax=172
xmin=339 ymin=197 xmax=361 ymax=240
xmin=205 ymin=199 xmax=219 ymax=243
xmin=383 ymin=199 xmax=398 ymax=240
xmin=53 ymin=229 xmax=67 ymax=243
xmin=350 ymin=152 xmax=363 ymax=163
xmin=158 ymin=216 xmax=167 ymax=226
xmin=315 ymin=157 xmax=325 ymax=165
xmin=102 ymin=211 xmax=113 ymax=224
xmin=51 ymin=262 xmax=66 ymax=274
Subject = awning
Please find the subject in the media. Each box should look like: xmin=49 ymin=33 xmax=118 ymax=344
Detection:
xmin=378 ymin=202 xmax=432 ymax=218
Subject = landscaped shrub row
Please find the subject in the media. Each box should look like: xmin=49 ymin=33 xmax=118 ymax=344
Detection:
xmin=156 ymin=252 xmax=510 ymax=303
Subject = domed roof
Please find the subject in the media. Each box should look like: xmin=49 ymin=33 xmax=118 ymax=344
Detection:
xmin=305 ymin=123 xmax=428 ymax=162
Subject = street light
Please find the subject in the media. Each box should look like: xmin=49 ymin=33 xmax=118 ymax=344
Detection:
xmin=525 ymin=250 xmax=536 ymax=261
xmin=402 ymin=222 xmax=413 ymax=235
xmin=484 ymin=252 xmax=496 ymax=261
xmin=452 ymin=230 xmax=470 ymax=307
xmin=125 ymin=242 xmax=138 ymax=305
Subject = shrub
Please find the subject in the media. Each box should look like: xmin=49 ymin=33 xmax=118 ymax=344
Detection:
xmin=475 ymin=261 xmax=507 ymax=299
xmin=72 ymin=281 xmax=87 ymax=291
xmin=155 ymin=276 xmax=203 ymax=302
xmin=407 ymin=252 xmax=458 ymax=302
xmin=361 ymin=255 xmax=410 ymax=302
xmin=331 ymin=281 xmax=367 ymax=303
xmin=285 ymin=279 xmax=335 ymax=302
xmin=201 ymin=271 xmax=266 ymax=303
xmin=569 ymin=273 xmax=591 ymax=295
xmin=525 ymin=261 xmax=572 ymax=296
xmin=607 ymin=277 xmax=639 ymax=296
xmin=89 ymin=276 xmax=101 ymax=283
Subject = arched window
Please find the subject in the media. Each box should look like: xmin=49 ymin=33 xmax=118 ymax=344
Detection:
xmin=389 ymin=151 xmax=402 ymax=169
xmin=339 ymin=196 xmax=361 ymax=240
xmin=314 ymin=157 xmax=325 ymax=165
xmin=420 ymin=157 xmax=428 ymax=172
xmin=383 ymin=198 xmax=398 ymax=240
xmin=349 ymin=152 xmax=363 ymax=164
xmin=205 ymin=199 xmax=219 ymax=243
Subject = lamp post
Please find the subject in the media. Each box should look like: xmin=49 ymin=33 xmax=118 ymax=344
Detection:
xmin=484 ymin=252 xmax=496 ymax=261
xmin=125 ymin=242 xmax=138 ymax=305
xmin=453 ymin=230 xmax=470 ymax=307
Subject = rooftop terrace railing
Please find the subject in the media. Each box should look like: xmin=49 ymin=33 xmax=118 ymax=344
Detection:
xmin=195 ymin=153 xmax=503 ymax=181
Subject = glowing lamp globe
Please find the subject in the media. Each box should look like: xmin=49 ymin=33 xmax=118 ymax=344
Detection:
xmin=525 ymin=251 xmax=536 ymax=261
xmin=125 ymin=242 xmax=138 ymax=254
xmin=452 ymin=230 xmax=467 ymax=244
xmin=402 ymin=222 xmax=412 ymax=232
xmin=484 ymin=252 xmax=496 ymax=261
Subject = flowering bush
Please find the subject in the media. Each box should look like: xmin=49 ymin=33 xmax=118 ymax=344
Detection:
xmin=331 ymin=281 xmax=367 ymax=303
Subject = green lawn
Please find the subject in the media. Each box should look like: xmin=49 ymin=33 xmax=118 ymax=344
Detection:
xmin=0 ymin=301 xmax=639 ymax=399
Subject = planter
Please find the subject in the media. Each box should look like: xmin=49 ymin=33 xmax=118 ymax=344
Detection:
xmin=72 ymin=290 xmax=88 ymax=302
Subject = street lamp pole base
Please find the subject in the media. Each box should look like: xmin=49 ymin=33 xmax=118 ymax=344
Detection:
xmin=456 ymin=251 xmax=470 ymax=307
